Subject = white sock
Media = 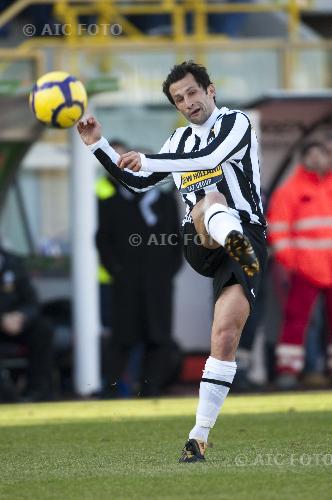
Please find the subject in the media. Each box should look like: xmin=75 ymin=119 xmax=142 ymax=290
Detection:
xmin=189 ymin=357 xmax=237 ymax=443
xmin=204 ymin=203 xmax=243 ymax=247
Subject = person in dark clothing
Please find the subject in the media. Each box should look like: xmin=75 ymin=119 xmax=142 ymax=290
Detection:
xmin=96 ymin=139 xmax=129 ymax=331
xmin=0 ymin=247 xmax=54 ymax=402
xmin=96 ymin=170 xmax=182 ymax=397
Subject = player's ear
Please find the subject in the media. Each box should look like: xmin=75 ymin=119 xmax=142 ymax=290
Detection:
xmin=208 ymin=84 xmax=216 ymax=99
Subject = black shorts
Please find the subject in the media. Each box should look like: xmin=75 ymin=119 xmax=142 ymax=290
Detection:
xmin=182 ymin=221 xmax=268 ymax=311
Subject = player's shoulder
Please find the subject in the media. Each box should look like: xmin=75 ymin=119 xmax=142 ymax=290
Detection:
xmin=167 ymin=125 xmax=191 ymax=144
xmin=171 ymin=125 xmax=190 ymax=136
xmin=219 ymin=107 xmax=251 ymax=124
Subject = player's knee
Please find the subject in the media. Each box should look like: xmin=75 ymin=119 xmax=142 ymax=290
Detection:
xmin=214 ymin=321 xmax=239 ymax=341
xmin=192 ymin=192 xmax=227 ymax=225
xmin=205 ymin=192 xmax=227 ymax=207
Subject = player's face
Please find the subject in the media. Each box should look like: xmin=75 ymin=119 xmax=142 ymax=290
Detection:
xmin=169 ymin=73 xmax=216 ymax=125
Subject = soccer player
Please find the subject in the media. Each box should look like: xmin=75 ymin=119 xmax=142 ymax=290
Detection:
xmin=77 ymin=61 xmax=267 ymax=462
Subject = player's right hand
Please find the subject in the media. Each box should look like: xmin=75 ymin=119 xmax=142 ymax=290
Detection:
xmin=77 ymin=114 xmax=102 ymax=146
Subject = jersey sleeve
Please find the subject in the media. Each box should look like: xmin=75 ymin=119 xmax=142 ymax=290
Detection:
xmin=89 ymin=137 xmax=172 ymax=193
xmin=139 ymin=112 xmax=251 ymax=172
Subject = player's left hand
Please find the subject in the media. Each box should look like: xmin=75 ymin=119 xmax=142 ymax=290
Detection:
xmin=118 ymin=151 xmax=142 ymax=172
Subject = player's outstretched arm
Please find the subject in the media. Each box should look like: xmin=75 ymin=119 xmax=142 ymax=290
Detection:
xmin=77 ymin=115 xmax=102 ymax=146
xmin=80 ymin=126 xmax=171 ymax=193
xmin=117 ymin=135 xmax=173 ymax=172
xmin=120 ymin=112 xmax=251 ymax=173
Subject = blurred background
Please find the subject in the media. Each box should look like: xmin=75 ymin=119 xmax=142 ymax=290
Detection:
xmin=1 ymin=0 xmax=332 ymax=403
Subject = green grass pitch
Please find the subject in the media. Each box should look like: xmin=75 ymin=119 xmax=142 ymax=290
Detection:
xmin=0 ymin=392 xmax=332 ymax=499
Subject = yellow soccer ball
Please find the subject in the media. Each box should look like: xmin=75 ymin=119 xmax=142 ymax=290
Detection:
xmin=29 ymin=71 xmax=88 ymax=128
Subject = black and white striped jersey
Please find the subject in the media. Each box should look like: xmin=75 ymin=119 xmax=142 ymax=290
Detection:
xmin=90 ymin=106 xmax=266 ymax=227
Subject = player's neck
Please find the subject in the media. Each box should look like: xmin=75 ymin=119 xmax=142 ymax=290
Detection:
xmin=191 ymin=107 xmax=220 ymax=129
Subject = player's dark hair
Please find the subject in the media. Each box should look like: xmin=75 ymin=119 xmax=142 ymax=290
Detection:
xmin=300 ymin=141 xmax=327 ymax=159
xmin=162 ymin=60 xmax=214 ymax=106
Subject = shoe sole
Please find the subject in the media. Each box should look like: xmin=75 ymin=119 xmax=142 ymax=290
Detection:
xmin=224 ymin=230 xmax=260 ymax=277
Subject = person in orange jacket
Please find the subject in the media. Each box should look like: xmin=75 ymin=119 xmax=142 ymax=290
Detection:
xmin=267 ymin=141 xmax=332 ymax=387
